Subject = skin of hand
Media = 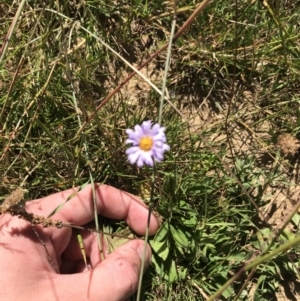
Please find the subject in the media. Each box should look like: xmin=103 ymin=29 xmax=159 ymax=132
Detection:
xmin=0 ymin=184 xmax=159 ymax=301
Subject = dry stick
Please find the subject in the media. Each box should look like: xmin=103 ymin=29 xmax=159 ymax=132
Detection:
xmin=60 ymin=223 xmax=135 ymax=241
xmin=3 ymin=203 xmax=134 ymax=240
xmin=31 ymin=225 xmax=60 ymax=274
xmin=76 ymin=0 xmax=212 ymax=136
xmin=1 ymin=194 xmax=134 ymax=273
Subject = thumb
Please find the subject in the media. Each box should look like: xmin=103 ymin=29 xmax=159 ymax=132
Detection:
xmin=53 ymin=240 xmax=151 ymax=301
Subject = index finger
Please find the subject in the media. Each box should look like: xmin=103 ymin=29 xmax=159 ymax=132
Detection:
xmin=26 ymin=184 xmax=159 ymax=235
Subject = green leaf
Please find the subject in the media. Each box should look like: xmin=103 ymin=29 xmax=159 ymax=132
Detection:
xmin=257 ymin=274 xmax=266 ymax=287
xmin=151 ymin=254 xmax=178 ymax=282
xmin=154 ymin=222 xmax=169 ymax=242
xmin=292 ymin=213 xmax=300 ymax=227
xmin=150 ymin=239 xmax=170 ymax=260
xmin=182 ymin=217 xmax=197 ymax=227
xmin=170 ymin=225 xmax=190 ymax=248
xmin=177 ymin=267 xmax=187 ymax=280
xmin=168 ymin=259 xmax=178 ymax=282
xmin=220 ymin=284 xmax=234 ymax=299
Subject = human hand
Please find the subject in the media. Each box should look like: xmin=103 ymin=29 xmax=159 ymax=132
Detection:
xmin=0 ymin=184 xmax=159 ymax=301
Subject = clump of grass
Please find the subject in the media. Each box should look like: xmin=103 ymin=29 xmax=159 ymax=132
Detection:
xmin=1 ymin=0 xmax=300 ymax=300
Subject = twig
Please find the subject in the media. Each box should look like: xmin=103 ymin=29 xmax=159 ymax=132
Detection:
xmin=31 ymin=225 xmax=59 ymax=273
xmin=1 ymin=202 xmax=134 ymax=241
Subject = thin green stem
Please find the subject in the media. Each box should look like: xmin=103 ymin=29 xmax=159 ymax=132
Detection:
xmin=158 ymin=5 xmax=177 ymax=125
xmin=136 ymin=163 xmax=156 ymax=301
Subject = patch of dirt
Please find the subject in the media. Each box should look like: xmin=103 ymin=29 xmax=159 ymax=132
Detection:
xmin=262 ymin=183 xmax=300 ymax=229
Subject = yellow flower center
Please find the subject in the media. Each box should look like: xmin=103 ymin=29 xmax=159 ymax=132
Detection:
xmin=139 ymin=136 xmax=153 ymax=151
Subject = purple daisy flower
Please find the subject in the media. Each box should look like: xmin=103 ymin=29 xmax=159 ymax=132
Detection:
xmin=125 ymin=120 xmax=170 ymax=167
